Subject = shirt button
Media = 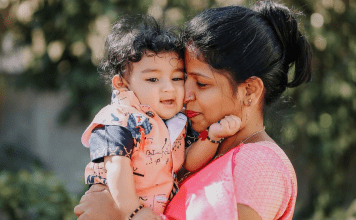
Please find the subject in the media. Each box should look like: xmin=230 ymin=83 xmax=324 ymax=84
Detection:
xmin=146 ymin=111 xmax=155 ymax=118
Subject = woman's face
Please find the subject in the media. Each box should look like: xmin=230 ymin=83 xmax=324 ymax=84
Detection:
xmin=184 ymin=49 xmax=242 ymax=133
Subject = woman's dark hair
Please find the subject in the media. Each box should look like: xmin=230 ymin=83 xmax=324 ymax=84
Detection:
xmin=183 ymin=1 xmax=312 ymax=106
xmin=99 ymin=14 xmax=184 ymax=84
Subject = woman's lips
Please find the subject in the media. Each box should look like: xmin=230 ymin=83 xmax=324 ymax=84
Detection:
xmin=186 ymin=110 xmax=200 ymax=118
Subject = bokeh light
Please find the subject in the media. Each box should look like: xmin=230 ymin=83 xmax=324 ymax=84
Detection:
xmin=70 ymin=41 xmax=86 ymax=57
xmin=47 ymin=41 xmax=65 ymax=62
xmin=188 ymin=0 xmax=208 ymax=10
xmin=314 ymin=35 xmax=327 ymax=51
xmin=320 ymin=113 xmax=333 ymax=129
xmin=16 ymin=1 xmax=33 ymax=23
xmin=148 ymin=5 xmax=163 ymax=19
xmin=321 ymin=0 xmax=333 ymax=9
xmin=31 ymin=28 xmax=46 ymax=57
xmin=339 ymin=82 xmax=352 ymax=99
xmin=165 ymin=7 xmax=183 ymax=25
xmin=0 ymin=0 xmax=9 ymax=9
xmin=215 ymin=0 xmax=245 ymax=6
xmin=311 ymin=13 xmax=324 ymax=28
xmin=334 ymin=0 xmax=345 ymax=14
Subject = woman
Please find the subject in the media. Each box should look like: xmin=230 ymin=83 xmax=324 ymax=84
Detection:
xmin=74 ymin=1 xmax=312 ymax=219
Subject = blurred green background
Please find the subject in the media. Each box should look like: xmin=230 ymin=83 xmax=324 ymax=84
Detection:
xmin=0 ymin=0 xmax=355 ymax=219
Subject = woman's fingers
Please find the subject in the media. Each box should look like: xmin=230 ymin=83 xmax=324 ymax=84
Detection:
xmin=85 ymin=184 xmax=108 ymax=194
xmin=74 ymin=189 xmax=122 ymax=220
xmin=74 ymin=202 xmax=84 ymax=217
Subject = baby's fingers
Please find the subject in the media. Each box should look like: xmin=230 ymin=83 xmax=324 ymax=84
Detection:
xmin=224 ymin=115 xmax=242 ymax=134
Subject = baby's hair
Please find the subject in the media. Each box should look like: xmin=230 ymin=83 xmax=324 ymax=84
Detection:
xmin=99 ymin=14 xmax=184 ymax=84
xmin=183 ymin=0 xmax=312 ymax=107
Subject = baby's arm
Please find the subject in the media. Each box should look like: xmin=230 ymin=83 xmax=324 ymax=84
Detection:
xmin=87 ymin=125 xmax=142 ymax=219
xmin=184 ymin=115 xmax=241 ymax=172
xmin=104 ymin=155 xmax=142 ymax=220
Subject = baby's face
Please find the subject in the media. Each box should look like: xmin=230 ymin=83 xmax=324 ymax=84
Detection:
xmin=126 ymin=51 xmax=185 ymax=119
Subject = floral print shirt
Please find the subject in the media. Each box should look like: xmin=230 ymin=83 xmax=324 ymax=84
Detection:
xmin=81 ymin=89 xmax=187 ymax=214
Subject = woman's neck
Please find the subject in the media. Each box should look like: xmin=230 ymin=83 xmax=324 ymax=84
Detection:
xmin=216 ymin=123 xmax=270 ymax=156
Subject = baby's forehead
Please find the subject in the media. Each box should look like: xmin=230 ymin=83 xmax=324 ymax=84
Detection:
xmin=142 ymin=50 xmax=183 ymax=60
xmin=126 ymin=51 xmax=184 ymax=76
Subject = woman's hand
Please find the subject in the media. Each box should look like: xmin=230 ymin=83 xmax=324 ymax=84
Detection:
xmin=208 ymin=115 xmax=241 ymax=140
xmin=74 ymin=184 xmax=123 ymax=220
xmin=74 ymin=184 xmax=163 ymax=220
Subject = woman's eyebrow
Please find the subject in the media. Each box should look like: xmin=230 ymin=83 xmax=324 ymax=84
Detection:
xmin=187 ymin=72 xmax=212 ymax=79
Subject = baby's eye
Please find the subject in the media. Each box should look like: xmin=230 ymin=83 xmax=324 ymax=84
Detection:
xmin=147 ymin=78 xmax=158 ymax=82
xmin=172 ymin=77 xmax=184 ymax=81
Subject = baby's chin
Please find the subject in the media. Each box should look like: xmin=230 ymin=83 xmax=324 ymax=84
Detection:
xmin=159 ymin=112 xmax=180 ymax=120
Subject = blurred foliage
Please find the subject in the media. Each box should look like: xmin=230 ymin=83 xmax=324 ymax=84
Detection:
xmin=0 ymin=144 xmax=44 ymax=172
xmin=0 ymin=169 xmax=80 ymax=220
xmin=0 ymin=0 xmax=356 ymax=219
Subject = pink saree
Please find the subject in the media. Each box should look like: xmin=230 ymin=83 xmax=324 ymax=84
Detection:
xmin=164 ymin=142 xmax=297 ymax=220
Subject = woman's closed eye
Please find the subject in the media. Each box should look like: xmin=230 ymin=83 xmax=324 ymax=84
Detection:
xmin=197 ymin=82 xmax=208 ymax=88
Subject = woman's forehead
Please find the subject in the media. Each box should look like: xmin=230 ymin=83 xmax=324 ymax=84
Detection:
xmin=185 ymin=50 xmax=213 ymax=77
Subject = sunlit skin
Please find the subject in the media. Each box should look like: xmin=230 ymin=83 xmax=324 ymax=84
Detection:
xmin=184 ymin=49 xmax=244 ymax=132
xmin=184 ymin=47 xmax=268 ymax=220
xmin=74 ymin=49 xmax=270 ymax=220
xmin=114 ymin=51 xmax=185 ymax=120
xmin=109 ymin=51 xmax=185 ymax=219
xmin=184 ymin=47 xmax=271 ymax=156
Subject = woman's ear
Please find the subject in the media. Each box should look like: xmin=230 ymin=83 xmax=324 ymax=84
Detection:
xmin=243 ymin=77 xmax=264 ymax=107
xmin=112 ymin=75 xmax=129 ymax=91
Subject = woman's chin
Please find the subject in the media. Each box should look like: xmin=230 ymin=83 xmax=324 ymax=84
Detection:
xmin=191 ymin=122 xmax=208 ymax=133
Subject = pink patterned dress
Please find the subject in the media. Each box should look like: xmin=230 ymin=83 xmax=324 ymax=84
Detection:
xmin=164 ymin=141 xmax=297 ymax=220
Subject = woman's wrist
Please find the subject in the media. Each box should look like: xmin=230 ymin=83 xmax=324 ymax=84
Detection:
xmin=131 ymin=207 xmax=162 ymax=220
xmin=128 ymin=204 xmax=144 ymax=220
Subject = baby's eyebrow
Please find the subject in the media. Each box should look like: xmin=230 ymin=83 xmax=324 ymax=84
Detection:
xmin=174 ymin=67 xmax=185 ymax=72
xmin=140 ymin=68 xmax=160 ymax=73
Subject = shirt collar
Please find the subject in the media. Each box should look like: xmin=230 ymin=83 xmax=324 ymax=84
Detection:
xmin=111 ymin=89 xmax=142 ymax=110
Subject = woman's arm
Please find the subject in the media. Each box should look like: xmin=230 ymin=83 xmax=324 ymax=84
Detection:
xmin=237 ymin=204 xmax=263 ymax=220
xmin=74 ymin=184 xmax=162 ymax=220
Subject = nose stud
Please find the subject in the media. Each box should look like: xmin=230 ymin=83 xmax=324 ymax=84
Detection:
xmin=186 ymin=93 xmax=195 ymax=101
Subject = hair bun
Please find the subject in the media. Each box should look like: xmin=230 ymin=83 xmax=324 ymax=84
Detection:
xmin=253 ymin=1 xmax=312 ymax=88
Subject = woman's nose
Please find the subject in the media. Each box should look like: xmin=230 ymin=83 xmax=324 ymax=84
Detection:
xmin=184 ymin=91 xmax=195 ymax=103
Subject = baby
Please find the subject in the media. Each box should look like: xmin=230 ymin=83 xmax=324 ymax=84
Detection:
xmin=81 ymin=15 xmax=240 ymax=219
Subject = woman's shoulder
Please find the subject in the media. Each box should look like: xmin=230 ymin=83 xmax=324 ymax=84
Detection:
xmin=233 ymin=141 xmax=297 ymax=180
xmin=232 ymin=141 xmax=297 ymax=219
xmin=237 ymin=141 xmax=292 ymax=164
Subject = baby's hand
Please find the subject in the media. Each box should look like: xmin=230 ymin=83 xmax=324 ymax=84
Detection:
xmin=208 ymin=115 xmax=241 ymax=140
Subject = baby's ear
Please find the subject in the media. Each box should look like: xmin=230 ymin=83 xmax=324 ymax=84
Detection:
xmin=112 ymin=75 xmax=129 ymax=91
